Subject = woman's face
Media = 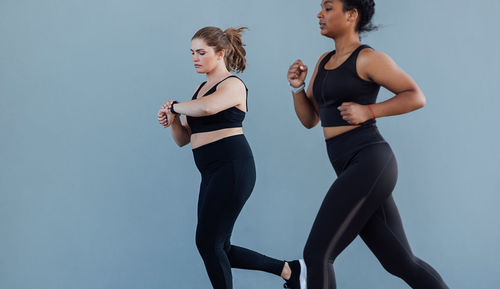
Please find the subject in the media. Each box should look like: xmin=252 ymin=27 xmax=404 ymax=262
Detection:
xmin=317 ymin=0 xmax=354 ymax=38
xmin=190 ymin=38 xmax=223 ymax=74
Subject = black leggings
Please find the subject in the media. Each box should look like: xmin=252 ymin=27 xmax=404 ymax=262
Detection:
xmin=304 ymin=124 xmax=449 ymax=289
xmin=193 ymin=134 xmax=284 ymax=289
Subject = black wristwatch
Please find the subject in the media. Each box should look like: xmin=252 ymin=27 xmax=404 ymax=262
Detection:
xmin=170 ymin=101 xmax=179 ymax=114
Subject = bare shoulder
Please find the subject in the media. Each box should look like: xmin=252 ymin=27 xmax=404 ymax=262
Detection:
xmin=358 ymin=49 xmax=395 ymax=68
xmin=357 ymin=49 xmax=399 ymax=81
xmin=217 ymin=76 xmax=246 ymax=92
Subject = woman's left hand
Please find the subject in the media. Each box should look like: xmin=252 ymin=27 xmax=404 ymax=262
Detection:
xmin=338 ymin=102 xmax=373 ymax=125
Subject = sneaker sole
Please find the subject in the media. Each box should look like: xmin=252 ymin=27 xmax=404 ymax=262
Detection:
xmin=299 ymin=259 xmax=307 ymax=289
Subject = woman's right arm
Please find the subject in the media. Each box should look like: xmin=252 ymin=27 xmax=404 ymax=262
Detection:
xmin=287 ymin=52 xmax=329 ymax=129
xmin=168 ymin=113 xmax=191 ymax=147
xmin=158 ymin=84 xmax=197 ymax=147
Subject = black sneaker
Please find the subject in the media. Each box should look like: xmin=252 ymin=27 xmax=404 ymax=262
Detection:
xmin=283 ymin=259 xmax=306 ymax=289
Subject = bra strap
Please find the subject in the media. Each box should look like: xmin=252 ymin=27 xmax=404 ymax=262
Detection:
xmin=192 ymin=81 xmax=207 ymax=100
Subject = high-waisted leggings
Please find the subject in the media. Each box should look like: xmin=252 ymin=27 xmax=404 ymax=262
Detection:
xmin=304 ymin=124 xmax=449 ymax=289
xmin=192 ymin=134 xmax=284 ymax=289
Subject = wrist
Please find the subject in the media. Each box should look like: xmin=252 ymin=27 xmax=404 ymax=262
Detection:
xmin=170 ymin=101 xmax=179 ymax=114
xmin=171 ymin=115 xmax=181 ymax=124
xmin=290 ymin=82 xmax=305 ymax=94
xmin=367 ymin=104 xmax=376 ymax=120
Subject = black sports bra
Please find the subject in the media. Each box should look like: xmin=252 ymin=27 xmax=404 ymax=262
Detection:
xmin=313 ymin=45 xmax=380 ymax=127
xmin=186 ymin=75 xmax=247 ymax=134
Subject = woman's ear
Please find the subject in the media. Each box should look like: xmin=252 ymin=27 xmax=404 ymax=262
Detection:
xmin=347 ymin=8 xmax=359 ymax=24
xmin=217 ymin=49 xmax=225 ymax=61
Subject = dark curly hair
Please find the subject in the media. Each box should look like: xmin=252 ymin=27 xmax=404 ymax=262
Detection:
xmin=340 ymin=0 xmax=378 ymax=33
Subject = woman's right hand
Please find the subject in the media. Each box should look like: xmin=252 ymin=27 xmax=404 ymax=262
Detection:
xmin=287 ymin=59 xmax=308 ymax=88
xmin=157 ymin=104 xmax=169 ymax=127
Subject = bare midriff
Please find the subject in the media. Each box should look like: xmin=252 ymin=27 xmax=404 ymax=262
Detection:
xmin=190 ymin=127 xmax=244 ymax=149
xmin=323 ymin=125 xmax=360 ymax=140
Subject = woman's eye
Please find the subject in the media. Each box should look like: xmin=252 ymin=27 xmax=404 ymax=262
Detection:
xmin=199 ymin=52 xmax=206 ymax=56
xmin=326 ymin=8 xmax=332 ymax=11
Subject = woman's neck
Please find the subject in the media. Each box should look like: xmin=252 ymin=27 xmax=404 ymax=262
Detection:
xmin=333 ymin=32 xmax=361 ymax=56
xmin=205 ymin=64 xmax=231 ymax=83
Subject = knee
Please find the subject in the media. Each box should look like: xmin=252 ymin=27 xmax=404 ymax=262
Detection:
xmin=195 ymin=230 xmax=226 ymax=258
xmin=381 ymin=253 xmax=420 ymax=278
xmin=303 ymin=241 xmax=330 ymax=267
xmin=195 ymin=231 xmax=215 ymax=255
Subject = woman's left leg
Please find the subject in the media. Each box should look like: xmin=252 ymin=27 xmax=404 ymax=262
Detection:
xmin=195 ymin=157 xmax=284 ymax=289
xmin=359 ymin=195 xmax=449 ymax=289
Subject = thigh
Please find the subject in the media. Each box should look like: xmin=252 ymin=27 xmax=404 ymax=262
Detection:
xmin=306 ymin=144 xmax=398 ymax=259
xmin=197 ymin=159 xmax=255 ymax=241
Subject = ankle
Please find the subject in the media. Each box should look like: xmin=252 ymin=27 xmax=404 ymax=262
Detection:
xmin=281 ymin=261 xmax=291 ymax=280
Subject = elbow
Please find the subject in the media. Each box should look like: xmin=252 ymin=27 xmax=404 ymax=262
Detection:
xmin=304 ymin=123 xmax=315 ymax=129
xmin=405 ymin=87 xmax=425 ymax=111
xmin=202 ymin=107 xmax=213 ymax=116
xmin=415 ymin=91 xmax=426 ymax=110
xmin=200 ymin=103 xmax=216 ymax=116
xmin=301 ymin=117 xmax=319 ymax=129
xmin=299 ymin=119 xmax=313 ymax=129
xmin=174 ymin=138 xmax=190 ymax=147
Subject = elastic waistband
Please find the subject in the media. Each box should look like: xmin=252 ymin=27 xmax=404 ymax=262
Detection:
xmin=325 ymin=124 xmax=386 ymax=161
xmin=193 ymin=134 xmax=253 ymax=170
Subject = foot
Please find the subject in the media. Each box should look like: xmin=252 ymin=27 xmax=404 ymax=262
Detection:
xmin=283 ymin=259 xmax=306 ymax=289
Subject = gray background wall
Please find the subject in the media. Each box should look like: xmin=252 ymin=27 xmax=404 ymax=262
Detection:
xmin=1 ymin=0 xmax=499 ymax=288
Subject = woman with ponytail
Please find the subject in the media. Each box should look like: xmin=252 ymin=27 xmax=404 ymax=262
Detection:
xmin=287 ymin=1 xmax=450 ymax=288
xmin=157 ymin=26 xmax=304 ymax=289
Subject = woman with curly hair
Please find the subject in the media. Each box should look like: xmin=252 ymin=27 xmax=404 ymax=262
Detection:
xmin=287 ymin=1 xmax=450 ymax=288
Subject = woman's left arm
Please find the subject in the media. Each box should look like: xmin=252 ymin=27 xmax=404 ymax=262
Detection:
xmin=339 ymin=50 xmax=426 ymax=124
xmin=170 ymin=78 xmax=246 ymax=117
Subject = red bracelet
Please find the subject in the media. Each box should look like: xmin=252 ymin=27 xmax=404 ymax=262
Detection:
xmin=367 ymin=105 xmax=376 ymax=120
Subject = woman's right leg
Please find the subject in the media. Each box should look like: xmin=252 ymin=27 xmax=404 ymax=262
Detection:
xmin=303 ymin=143 xmax=398 ymax=289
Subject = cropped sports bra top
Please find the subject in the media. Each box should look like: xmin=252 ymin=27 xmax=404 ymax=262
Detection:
xmin=186 ymin=75 xmax=247 ymax=134
xmin=312 ymin=44 xmax=380 ymax=127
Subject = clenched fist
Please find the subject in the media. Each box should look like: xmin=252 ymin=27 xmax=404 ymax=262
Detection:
xmin=338 ymin=102 xmax=374 ymax=125
xmin=287 ymin=60 xmax=308 ymax=88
